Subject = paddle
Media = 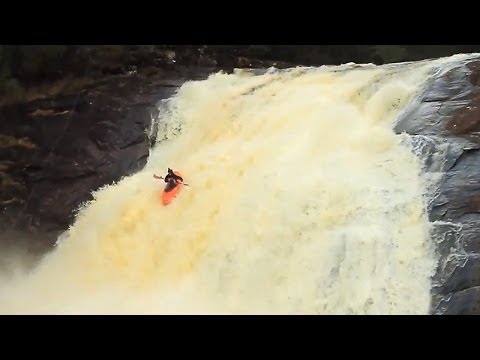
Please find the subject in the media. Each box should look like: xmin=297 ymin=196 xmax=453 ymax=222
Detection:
xmin=153 ymin=174 xmax=189 ymax=186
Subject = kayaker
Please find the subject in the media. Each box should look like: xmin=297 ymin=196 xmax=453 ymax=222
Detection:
xmin=154 ymin=168 xmax=183 ymax=192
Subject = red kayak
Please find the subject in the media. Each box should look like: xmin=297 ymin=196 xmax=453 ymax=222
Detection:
xmin=154 ymin=171 xmax=185 ymax=206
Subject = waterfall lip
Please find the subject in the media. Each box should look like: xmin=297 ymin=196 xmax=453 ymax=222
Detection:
xmin=231 ymin=53 xmax=480 ymax=77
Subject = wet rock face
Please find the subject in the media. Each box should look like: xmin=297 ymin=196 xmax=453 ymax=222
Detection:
xmin=395 ymin=57 xmax=480 ymax=314
xmin=0 ymin=67 xmax=213 ymax=243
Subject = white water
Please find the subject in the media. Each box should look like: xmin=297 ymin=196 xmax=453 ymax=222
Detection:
xmin=0 ymin=54 xmax=474 ymax=314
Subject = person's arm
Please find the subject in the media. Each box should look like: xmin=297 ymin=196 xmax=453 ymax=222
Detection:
xmin=154 ymin=174 xmax=169 ymax=183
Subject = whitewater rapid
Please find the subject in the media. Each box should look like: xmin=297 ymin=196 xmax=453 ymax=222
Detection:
xmin=0 ymin=54 xmax=475 ymax=314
